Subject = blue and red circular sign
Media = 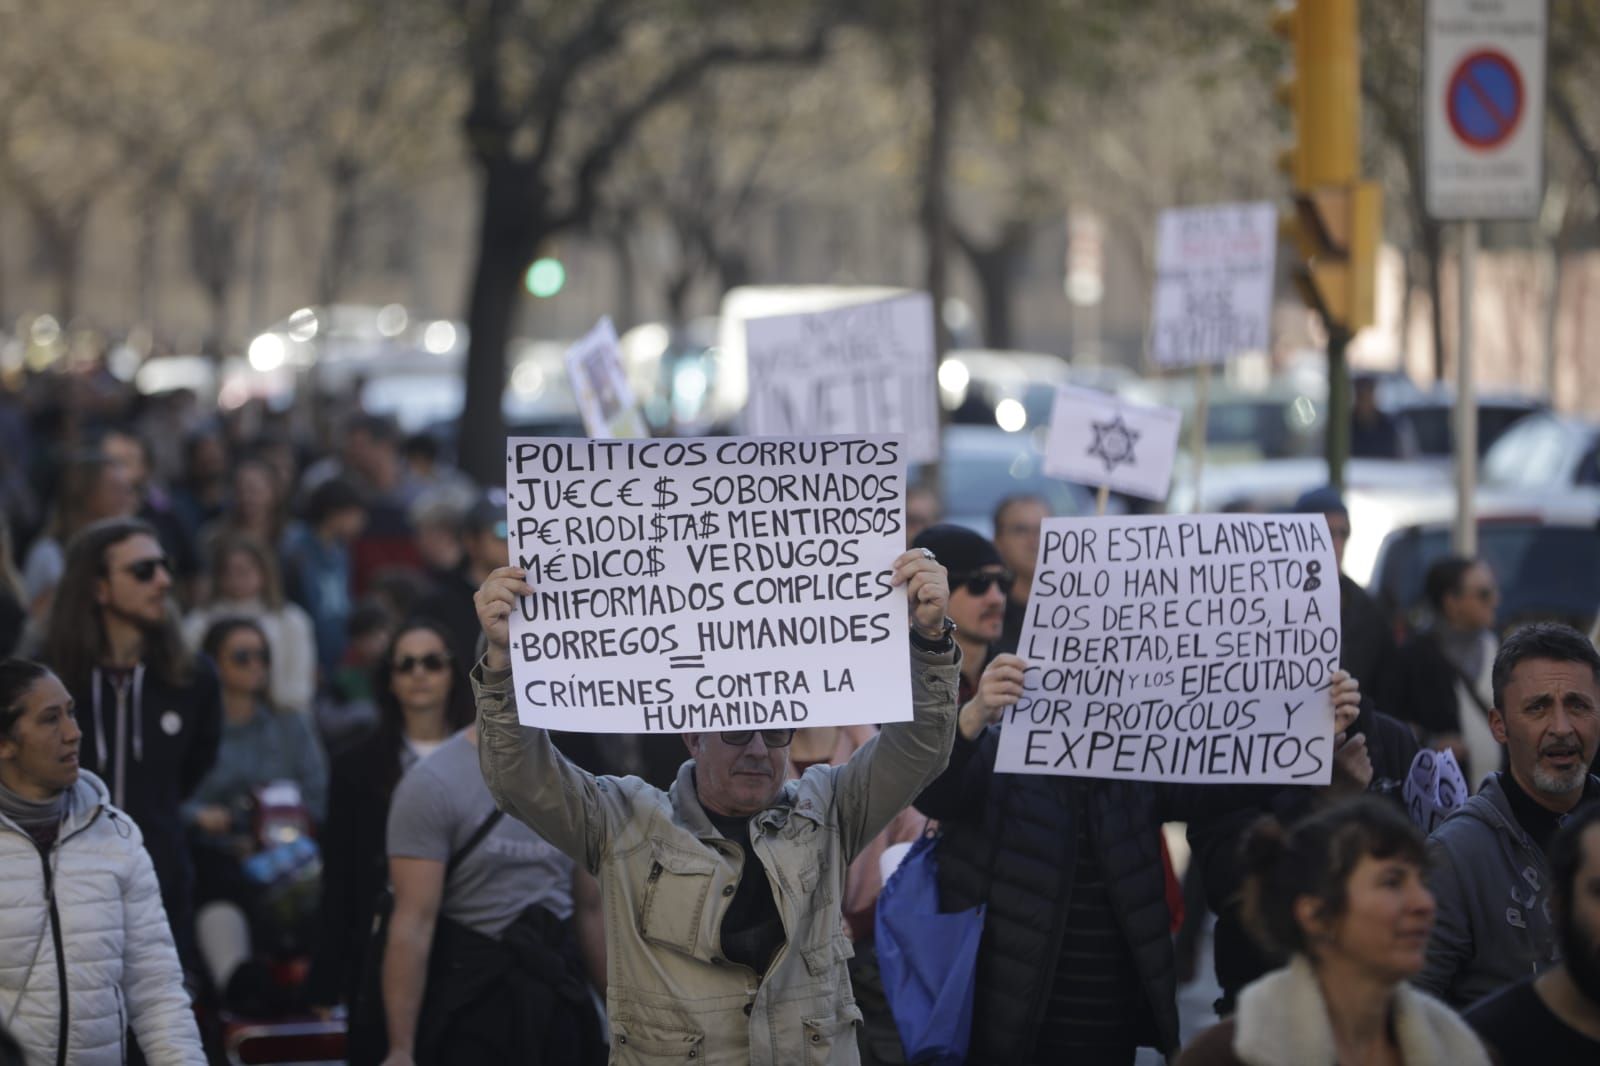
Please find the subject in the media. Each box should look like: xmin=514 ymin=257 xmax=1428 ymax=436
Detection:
xmin=1446 ymin=49 xmax=1524 ymax=150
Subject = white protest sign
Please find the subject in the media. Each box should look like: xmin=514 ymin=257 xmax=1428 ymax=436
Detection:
xmin=743 ymin=293 xmax=939 ymax=464
xmin=1148 ymin=202 xmax=1278 ymax=369
xmin=1424 ymin=0 xmax=1547 ymax=221
xmin=565 ymin=317 xmax=648 ymax=439
xmin=1041 ymin=385 xmax=1183 ymax=502
xmin=504 ymin=435 xmax=912 ymax=733
xmin=995 ymin=513 xmax=1340 ymax=783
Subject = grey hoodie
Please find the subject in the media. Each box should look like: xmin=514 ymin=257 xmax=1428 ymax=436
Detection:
xmin=1416 ymin=772 xmax=1600 ymax=1008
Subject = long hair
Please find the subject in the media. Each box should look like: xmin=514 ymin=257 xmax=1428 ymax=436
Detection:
xmin=208 ymin=532 xmax=286 ymax=610
xmin=201 ymin=616 xmax=276 ymax=710
xmin=42 ymin=517 xmax=193 ymax=696
xmin=370 ymin=617 xmax=472 ymax=796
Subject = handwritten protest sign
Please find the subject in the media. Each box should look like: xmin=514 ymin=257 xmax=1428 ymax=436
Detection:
xmin=1149 ymin=202 xmax=1277 ymax=368
xmin=995 ymin=513 xmax=1340 ymax=784
xmin=565 ymin=317 xmax=648 ymax=439
xmin=1404 ymin=748 xmax=1468 ymax=834
xmin=1042 ymin=385 xmax=1183 ymax=502
xmin=743 ymin=293 xmax=939 ymax=464
xmin=504 ymin=435 xmax=912 ymax=733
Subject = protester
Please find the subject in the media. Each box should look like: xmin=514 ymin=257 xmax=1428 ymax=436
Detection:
xmin=1466 ymin=802 xmax=1600 ymax=1061
xmin=183 ymin=533 xmax=318 ymax=713
xmin=414 ymin=492 xmax=507 ymax=671
xmin=378 ymin=724 xmax=606 ymax=1066
xmin=0 ymin=522 xmax=26 ymax=659
xmin=913 ymin=524 xmax=1012 ymax=705
xmin=470 ymin=549 xmax=957 ymax=1064
xmin=41 ymin=517 xmax=222 ymax=968
xmin=307 ymin=618 xmax=473 ymax=1014
xmin=1349 ymin=375 xmax=1408 ymax=459
xmin=991 ymin=494 xmax=1048 ymax=653
xmin=1417 ymin=622 xmax=1600 ymax=1007
xmin=21 ymin=452 xmax=137 ymax=618
xmin=0 ymin=658 xmax=206 ymax=1064
xmin=198 ymin=456 xmax=288 ymax=561
xmin=282 ymin=476 xmax=367 ymax=678
xmin=1292 ymin=486 xmax=1393 ymax=695
xmin=101 ymin=426 xmax=200 ymax=597
xmin=187 ymin=618 xmax=328 ymax=992
xmin=170 ymin=426 xmax=230 ymax=541
xmin=1178 ymin=798 xmax=1488 ymax=1066
xmin=316 ymin=598 xmax=393 ymax=752
xmin=1386 ymin=556 xmax=1501 ymax=784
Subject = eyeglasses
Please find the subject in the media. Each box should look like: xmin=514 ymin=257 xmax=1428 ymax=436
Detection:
xmin=1468 ymin=585 xmax=1499 ymax=603
xmin=719 ymin=729 xmax=796 ymax=748
xmin=124 ymin=556 xmax=172 ymax=583
xmin=953 ymin=570 xmax=1014 ymax=597
xmin=393 ymin=653 xmax=450 ymax=675
xmin=228 ymin=648 xmax=270 ymax=666
xmin=1326 ymin=522 xmax=1352 ymax=540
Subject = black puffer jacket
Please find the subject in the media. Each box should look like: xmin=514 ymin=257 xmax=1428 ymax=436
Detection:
xmin=914 ymin=725 xmax=1199 ymax=1062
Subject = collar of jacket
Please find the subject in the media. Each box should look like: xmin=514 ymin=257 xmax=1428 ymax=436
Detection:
xmin=1233 ymin=954 xmax=1490 ymax=1066
xmin=0 ymin=771 xmax=108 ymax=842
xmin=668 ymin=760 xmax=815 ymax=843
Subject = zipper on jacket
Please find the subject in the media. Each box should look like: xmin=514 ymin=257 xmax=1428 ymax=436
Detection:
xmin=648 ymin=861 xmax=662 ymax=883
xmin=37 ymin=846 xmax=68 ymax=1066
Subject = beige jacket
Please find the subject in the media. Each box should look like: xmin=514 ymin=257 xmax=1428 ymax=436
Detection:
xmin=474 ymin=646 xmax=959 ymax=1066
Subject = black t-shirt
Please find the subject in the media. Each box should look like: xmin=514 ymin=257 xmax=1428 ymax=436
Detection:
xmin=1465 ymin=978 xmax=1600 ymax=1065
xmin=705 ymin=809 xmax=786 ymax=976
xmin=1499 ymin=771 xmax=1600 ymax=858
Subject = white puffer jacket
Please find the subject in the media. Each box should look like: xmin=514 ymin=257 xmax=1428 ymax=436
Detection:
xmin=0 ymin=770 xmax=204 ymax=1066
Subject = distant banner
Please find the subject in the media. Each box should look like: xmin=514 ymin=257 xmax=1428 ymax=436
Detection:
xmin=995 ymin=513 xmax=1340 ymax=783
xmin=1148 ymin=202 xmax=1277 ymax=369
xmin=504 ymin=435 xmax=913 ymax=733
xmin=565 ymin=317 xmax=648 ymax=439
xmin=743 ymin=293 xmax=939 ymax=464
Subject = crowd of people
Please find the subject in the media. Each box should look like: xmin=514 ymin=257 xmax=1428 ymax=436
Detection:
xmin=0 ymin=373 xmax=1598 ymax=1066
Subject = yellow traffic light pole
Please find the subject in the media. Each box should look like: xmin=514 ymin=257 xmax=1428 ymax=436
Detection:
xmin=1271 ymin=0 xmax=1380 ymax=491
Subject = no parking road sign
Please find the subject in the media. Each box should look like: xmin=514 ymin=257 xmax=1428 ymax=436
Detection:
xmin=1425 ymin=0 xmax=1546 ymax=220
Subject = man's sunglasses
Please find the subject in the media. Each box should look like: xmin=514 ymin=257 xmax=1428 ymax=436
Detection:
xmin=124 ymin=557 xmax=172 ymax=583
xmin=393 ymin=653 xmax=451 ymax=675
xmin=953 ymin=570 xmax=1014 ymax=597
xmin=228 ymin=647 xmax=270 ymax=666
xmin=719 ymin=729 xmax=796 ymax=748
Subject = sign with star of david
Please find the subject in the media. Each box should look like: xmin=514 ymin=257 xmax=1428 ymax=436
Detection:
xmin=1041 ymin=385 xmax=1182 ymax=501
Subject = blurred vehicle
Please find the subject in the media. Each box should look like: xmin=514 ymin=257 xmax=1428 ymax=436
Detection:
xmin=1387 ymin=388 xmax=1546 ymax=461
xmin=1166 ymin=456 xmax=1449 ymax=514
xmin=1124 ymin=377 xmax=1326 ymax=465
xmin=1342 ymin=486 xmax=1600 ymax=636
xmin=913 ymin=424 xmax=1101 ymax=537
xmin=1481 ymin=412 xmax=1600 ymax=494
xmin=938 ymin=349 xmax=1139 ymax=434
xmin=618 ymin=317 xmax=727 ymax=434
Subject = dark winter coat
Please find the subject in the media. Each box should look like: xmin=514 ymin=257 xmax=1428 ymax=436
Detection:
xmin=914 ymin=725 xmax=1210 ymax=1061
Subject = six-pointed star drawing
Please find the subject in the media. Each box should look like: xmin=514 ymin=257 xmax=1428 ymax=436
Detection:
xmin=1087 ymin=414 xmax=1141 ymax=474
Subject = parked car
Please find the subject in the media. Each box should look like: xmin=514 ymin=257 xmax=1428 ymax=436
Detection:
xmin=1388 ymin=388 xmax=1546 ymax=461
xmin=913 ymin=424 xmax=1100 ymax=537
xmin=1481 ymin=412 xmax=1600 ymax=493
xmin=1166 ymin=456 xmax=1450 ymax=514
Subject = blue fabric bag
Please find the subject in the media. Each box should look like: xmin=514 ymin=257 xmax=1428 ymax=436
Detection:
xmin=875 ymin=832 xmax=985 ymax=1065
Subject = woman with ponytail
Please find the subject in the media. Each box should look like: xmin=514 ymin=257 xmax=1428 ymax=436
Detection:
xmin=1178 ymin=797 xmax=1489 ymax=1066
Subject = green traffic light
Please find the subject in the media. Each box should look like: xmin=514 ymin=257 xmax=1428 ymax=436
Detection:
xmin=526 ymin=257 xmax=566 ymax=298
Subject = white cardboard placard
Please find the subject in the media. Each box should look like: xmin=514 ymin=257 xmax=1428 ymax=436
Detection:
xmin=565 ymin=317 xmax=649 ymax=439
xmin=1042 ymin=385 xmax=1183 ymax=502
xmin=504 ymin=435 xmax=913 ymax=733
xmin=1148 ymin=202 xmax=1278 ymax=369
xmin=995 ymin=514 xmax=1340 ymax=783
xmin=742 ymin=293 xmax=939 ymax=464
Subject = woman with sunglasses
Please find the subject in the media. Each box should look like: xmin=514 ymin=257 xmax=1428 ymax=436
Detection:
xmin=186 ymin=618 xmax=327 ymax=993
xmin=306 ymin=619 xmax=472 ymax=1029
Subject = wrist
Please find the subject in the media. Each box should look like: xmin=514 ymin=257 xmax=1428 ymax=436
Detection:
xmin=485 ymin=645 xmax=511 ymax=672
xmin=910 ymin=615 xmax=957 ymax=651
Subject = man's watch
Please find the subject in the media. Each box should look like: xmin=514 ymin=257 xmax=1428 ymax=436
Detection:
xmin=910 ymin=615 xmax=958 ymax=652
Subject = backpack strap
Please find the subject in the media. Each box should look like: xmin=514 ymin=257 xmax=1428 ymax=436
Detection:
xmin=447 ymin=809 xmax=505 ymax=878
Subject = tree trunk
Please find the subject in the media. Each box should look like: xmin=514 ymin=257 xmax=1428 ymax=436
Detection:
xmin=319 ymin=161 xmax=362 ymax=306
xmin=135 ymin=189 xmax=164 ymax=329
xmin=959 ymin=220 xmax=1033 ymax=350
xmin=458 ymin=159 xmax=541 ymax=484
xmin=1422 ymin=220 xmax=1446 ymax=383
xmin=609 ymin=223 xmax=637 ymax=333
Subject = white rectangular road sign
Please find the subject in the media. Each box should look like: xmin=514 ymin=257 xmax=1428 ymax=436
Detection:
xmin=742 ymin=293 xmax=940 ymax=464
xmin=1425 ymin=0 xmax=1547 ymax=220
xmin=1148 ymin=202 xmax=1278 ymax=369
xmin=994 ymin=514 xmax=1340 ymax=784
xmin=504 ymin=435 xmax=914 ymax=734
xmin=1041 ymin=385 xmax=1182 ymax=502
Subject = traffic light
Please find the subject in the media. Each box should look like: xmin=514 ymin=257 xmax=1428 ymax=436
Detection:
xmin=525 ymin=257 xmax=566 ymax=298
xmin=1271 ymin=0 xmax=1379 ymax=333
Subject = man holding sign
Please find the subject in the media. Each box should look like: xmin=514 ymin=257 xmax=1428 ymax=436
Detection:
xmin=914 ymin=513 xmax=1364 ymax=1064
xmin=469 ymin=544 xmax=957 ymax=1066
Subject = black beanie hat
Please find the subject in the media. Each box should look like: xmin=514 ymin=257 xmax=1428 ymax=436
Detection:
xmin=912 ymin=523 xmax=1002 ymax=578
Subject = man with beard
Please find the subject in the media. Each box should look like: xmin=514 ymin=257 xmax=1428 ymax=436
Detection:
xmin=1418 ymin=622 xmax=1600 ymax=1007
xmin=1466 ymin=803 xmax=1600 ymax=1062
xmin=911 ymin=525 xmax=1017 ymax=712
